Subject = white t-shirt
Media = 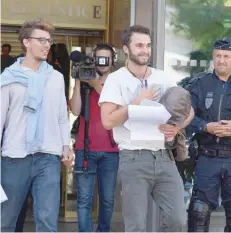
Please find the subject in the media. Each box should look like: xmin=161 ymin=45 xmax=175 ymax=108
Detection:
xmin=98 ymin=67 xmax=176 ymax=151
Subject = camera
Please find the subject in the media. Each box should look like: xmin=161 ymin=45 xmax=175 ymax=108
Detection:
xmin=70 ymin=43 xmax=117 ymax=81
xmin=70 ymin=51 xmax=110 ymax=80
xmin=78 ymin=55 xmax=97 ymax=80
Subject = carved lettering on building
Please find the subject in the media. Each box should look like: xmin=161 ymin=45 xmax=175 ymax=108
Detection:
xmin=38 ymin=4 xmax=88 ymax=17
xmin=7 ymin=1 xmax=101 ymax=18
xmin=3 ymin=0 xmax=106 ymax=28
xmin=93 ymin=6 xmax=101 ymax=18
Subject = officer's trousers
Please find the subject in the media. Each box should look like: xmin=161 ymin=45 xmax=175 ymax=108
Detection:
xmin=188 ymin=155 xmax=231 ymax=232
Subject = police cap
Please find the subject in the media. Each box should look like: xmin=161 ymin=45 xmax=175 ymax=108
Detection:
xmin=213 ymin=37 xmax=231 ymax=51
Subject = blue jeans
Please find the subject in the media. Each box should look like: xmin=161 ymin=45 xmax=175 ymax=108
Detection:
xmin=75 ymin=150 xmax=119 ymax=232
xmin=1 ymin=153 xmax=61 ymax=232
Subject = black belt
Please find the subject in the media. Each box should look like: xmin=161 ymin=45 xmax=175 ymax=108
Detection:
xmin=199 ymin=147 xmax=231 ymax=157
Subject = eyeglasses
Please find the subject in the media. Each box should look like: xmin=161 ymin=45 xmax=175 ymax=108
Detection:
xmin=28 ymin=37 xmax=54 ymax=45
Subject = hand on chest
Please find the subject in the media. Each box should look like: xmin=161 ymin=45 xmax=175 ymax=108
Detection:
xmin=121 ymin=78 xmax=166 ymax=104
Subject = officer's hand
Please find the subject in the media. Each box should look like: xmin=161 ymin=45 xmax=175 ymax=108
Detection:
xmin=213 ymin=120 xmax=231 ymax=137
xmin=159 ymin=124 xmax=181 ymax=138
xmin=206 ymin=122 xmax=222 ymax=135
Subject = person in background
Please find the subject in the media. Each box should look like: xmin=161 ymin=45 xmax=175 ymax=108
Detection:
xmin=70 ymin=43 xmax=119 ymax=232
xmin=1 ymin=44 xmax=15 ymax=73
xmin=47 ymin=44 xmax=64 ymax=73
xmin=55 ymin=43 xmax=70 ymax=101
xmin=187 ymin=37 xmax=231 ymax=232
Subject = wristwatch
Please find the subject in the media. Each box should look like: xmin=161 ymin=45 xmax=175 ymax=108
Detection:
xmin=204 ymin=124 xmax=208 ymax=133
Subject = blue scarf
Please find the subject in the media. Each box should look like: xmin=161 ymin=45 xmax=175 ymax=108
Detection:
xmin=1 ymin=57 xmax=54 ymax=152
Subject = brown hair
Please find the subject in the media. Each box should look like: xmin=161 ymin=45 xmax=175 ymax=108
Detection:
xmin=2 ymin=43 xmax=12 ymax=52
xmin=122 ymin=25 xmax=151 ymax=47
xmin=94 ymin=43 xmax=114 ymax=58
xmin=18 ymin=19 xmax=54 ymax=52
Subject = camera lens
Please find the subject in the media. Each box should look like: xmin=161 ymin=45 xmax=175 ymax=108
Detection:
xmin=84 ymin=70 xmax=92 ymax=76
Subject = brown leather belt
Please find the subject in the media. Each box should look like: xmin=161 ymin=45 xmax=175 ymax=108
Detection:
xmin=199 ymin=147 xmax=231 ymax=157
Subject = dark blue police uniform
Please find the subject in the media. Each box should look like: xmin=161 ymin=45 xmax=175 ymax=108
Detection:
xmin=187 ymin=37 xmax=231 ymax=232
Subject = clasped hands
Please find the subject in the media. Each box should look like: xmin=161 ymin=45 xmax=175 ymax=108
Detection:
xmin=206 ymin=120 xmax=231 ymax=137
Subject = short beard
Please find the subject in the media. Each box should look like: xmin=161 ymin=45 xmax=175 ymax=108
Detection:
xmin=128 ymin=47 xmax=150 ymax=65
xmin=97 ymin=66 xmax=111 ymax=76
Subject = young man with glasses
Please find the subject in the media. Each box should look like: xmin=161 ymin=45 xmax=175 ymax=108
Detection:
xmin=1 ymin=19 xmax=73 ymax=232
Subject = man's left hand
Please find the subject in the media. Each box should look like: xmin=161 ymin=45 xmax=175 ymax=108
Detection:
xmin=61 ymin=147 xmax=74 ymax=167
xmin=83 ymin=78 xmax=99 ymax=87
xmin=159 ymin=124 xmax=181 ymax=138
xmin=214 ymin=120 xmax=231 ymax=137
xmin=82 ymin=78 xmax=102 ymax=94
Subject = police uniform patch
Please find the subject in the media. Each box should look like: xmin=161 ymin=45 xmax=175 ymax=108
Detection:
xmin=205 ymin=92 xmax=214 ymax=109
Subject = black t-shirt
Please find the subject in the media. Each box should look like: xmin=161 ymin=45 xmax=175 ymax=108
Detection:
xmin=1 ymin=55 xmax=15 ymax=73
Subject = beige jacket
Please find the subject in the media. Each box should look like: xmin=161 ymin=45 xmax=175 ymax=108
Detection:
xmin=159 ymin=86 xmax=191 ymax=161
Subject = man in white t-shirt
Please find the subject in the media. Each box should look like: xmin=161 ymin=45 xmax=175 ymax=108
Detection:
xmin=99 ymin=25 xmax=194 ymax=232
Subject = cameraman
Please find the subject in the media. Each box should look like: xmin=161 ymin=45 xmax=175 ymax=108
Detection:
xmin=70 ymin=43 xmax=119 ymax=232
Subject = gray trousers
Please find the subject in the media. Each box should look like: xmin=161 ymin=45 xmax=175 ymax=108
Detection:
xmin=118 ymin=149 xmax=186 ymax=232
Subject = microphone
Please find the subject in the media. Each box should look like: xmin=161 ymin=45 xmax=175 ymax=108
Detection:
xmin=69 ymin=50 xmax=84 ymax=62
xmin=70 ymin=51 xmax=84 ymax=79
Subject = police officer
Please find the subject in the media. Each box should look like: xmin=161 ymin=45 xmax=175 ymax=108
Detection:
xmin=187 ymin=37 xmax=231 ymax=232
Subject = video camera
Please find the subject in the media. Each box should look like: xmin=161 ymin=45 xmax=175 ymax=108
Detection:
xmin=70 ymin=50 xmax=110 ymax=80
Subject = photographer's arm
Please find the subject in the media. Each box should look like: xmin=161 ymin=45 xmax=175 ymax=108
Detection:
xmin=85 ymin=79 xmax=102 ymax=94
xmin=93 ymin=84 xmax=102 ymax=94
xmin=70 ymin=79 xmax=82 ymax=116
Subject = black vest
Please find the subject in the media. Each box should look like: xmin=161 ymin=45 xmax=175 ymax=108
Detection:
xmin=195 ymin=72 xmax=231 ymax=150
